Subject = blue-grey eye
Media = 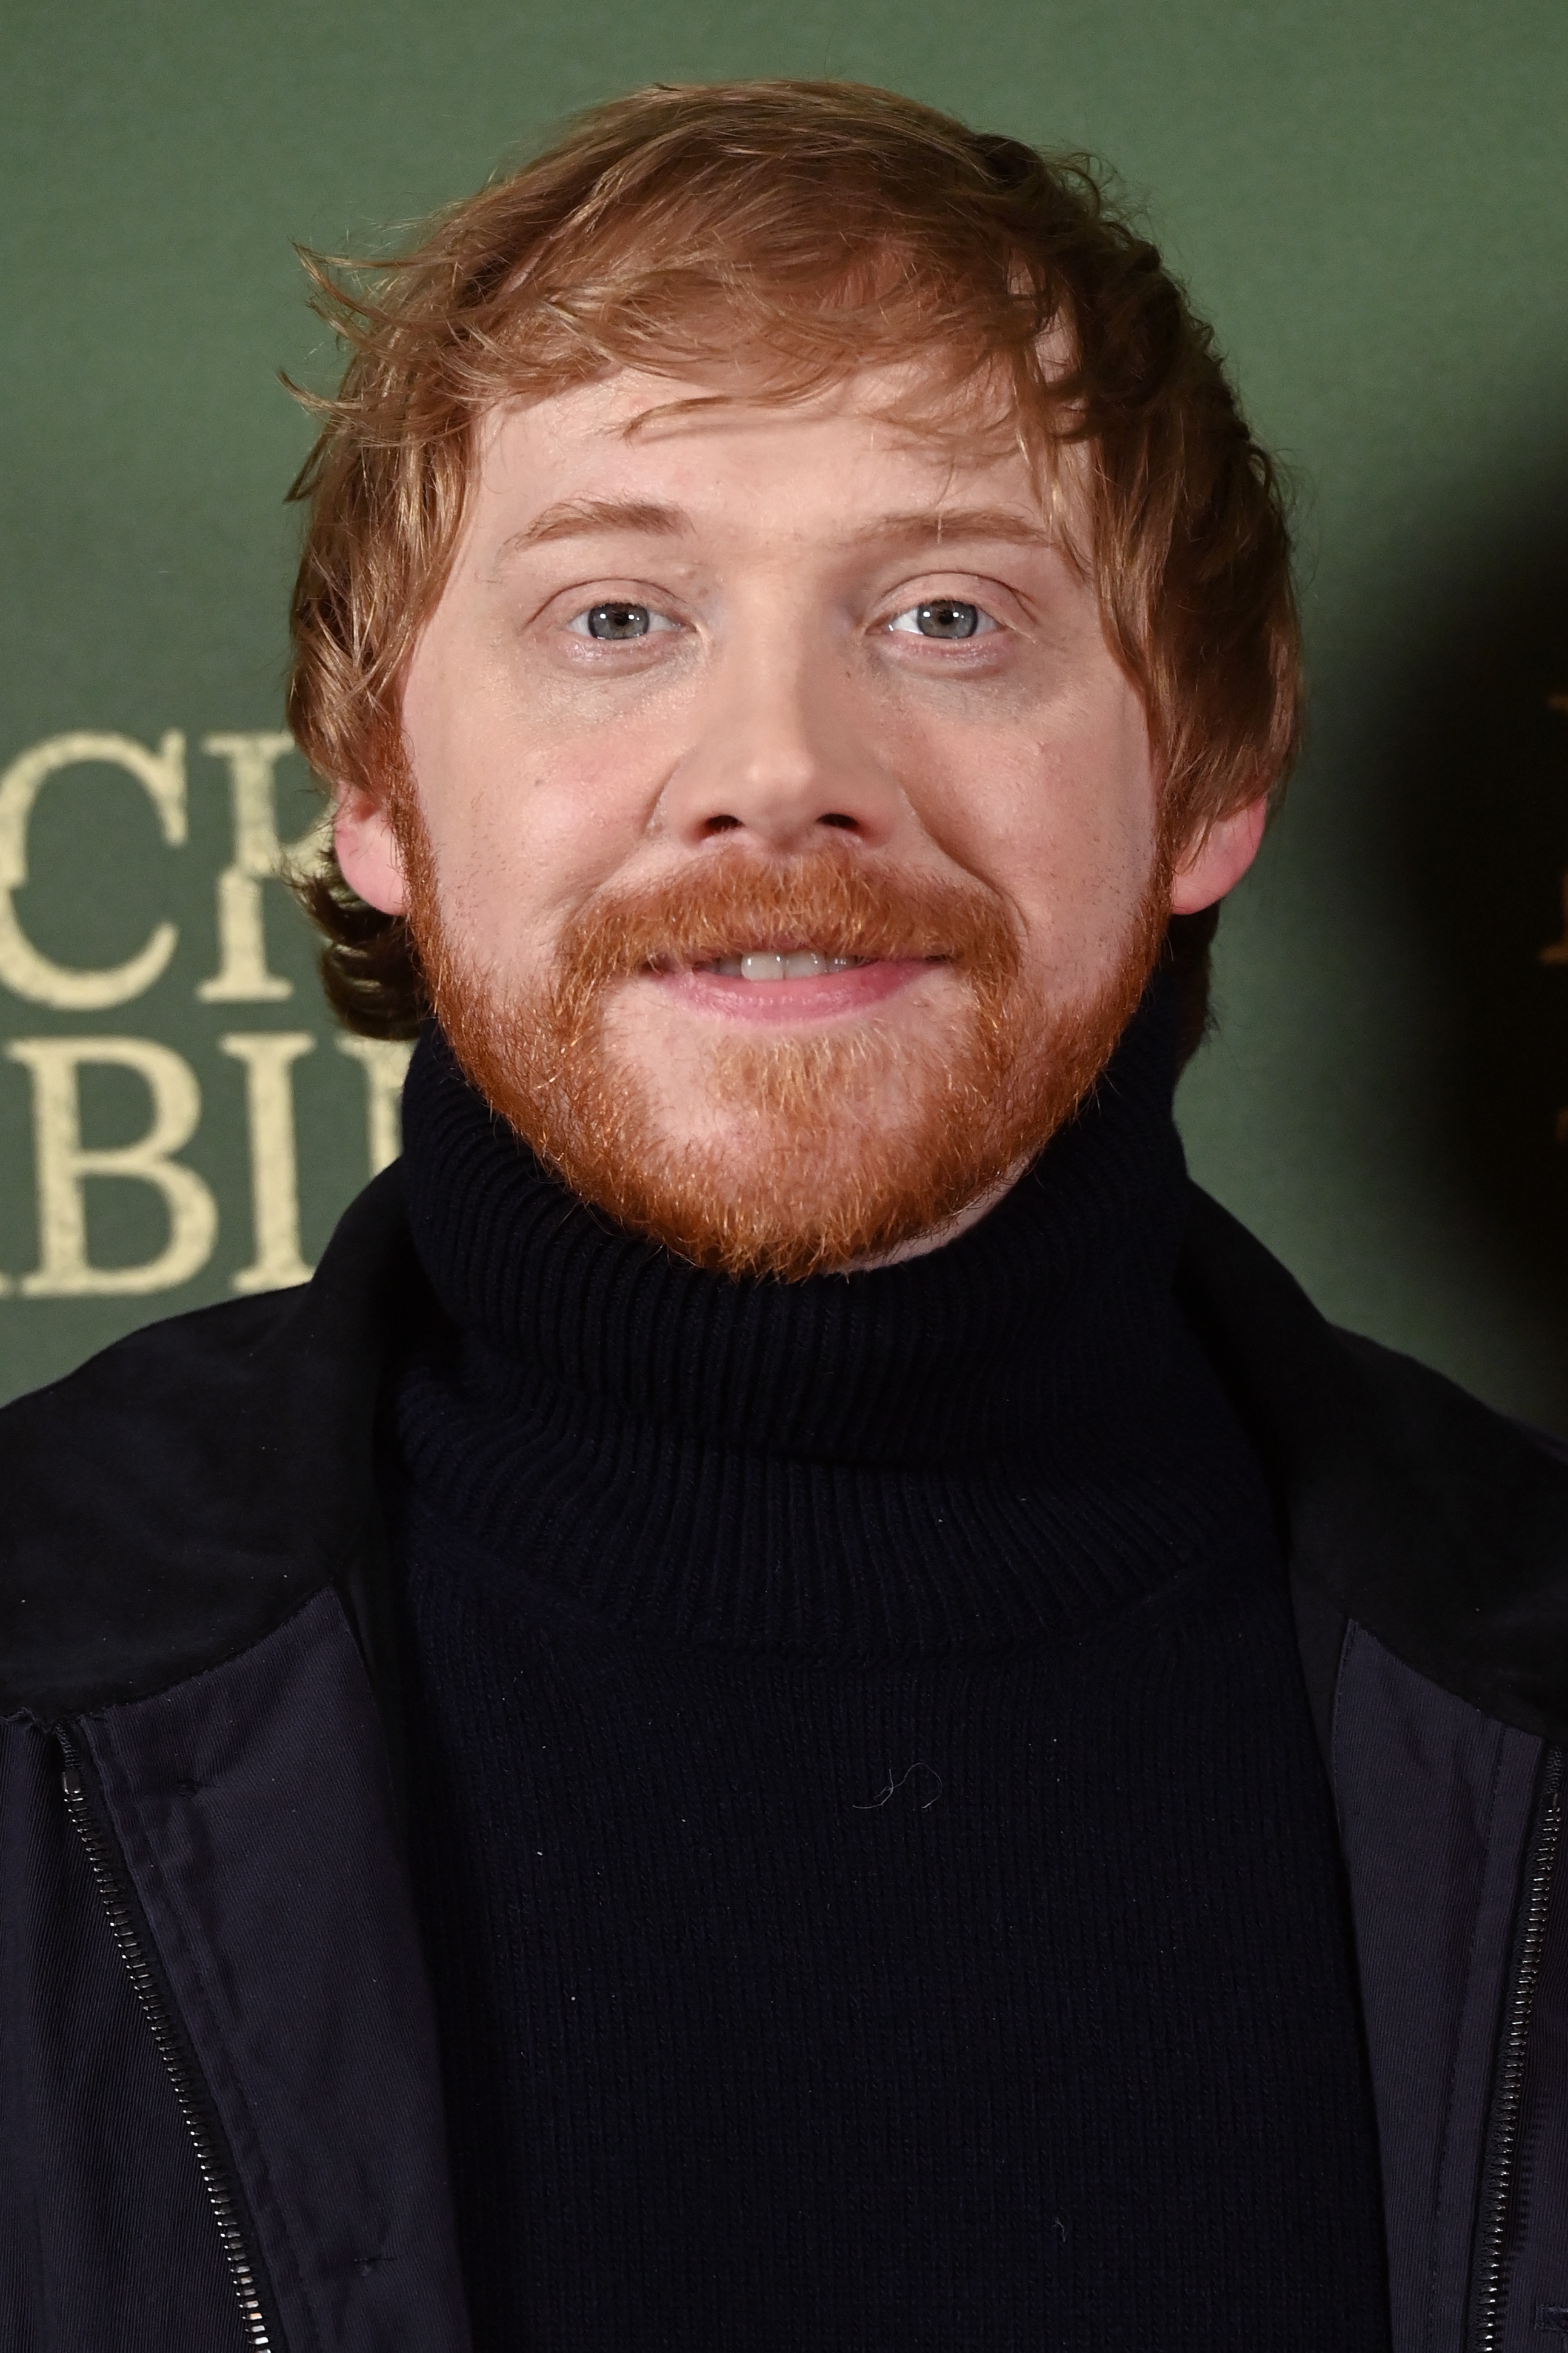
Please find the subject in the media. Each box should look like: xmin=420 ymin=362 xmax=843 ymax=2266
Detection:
xmin=888 ymin=599 xmax=987 ymax=640
xmin=915 ymin=600 xmax=979 ymax=638
xmin=584 ymin=602 xmax=652 ymax=640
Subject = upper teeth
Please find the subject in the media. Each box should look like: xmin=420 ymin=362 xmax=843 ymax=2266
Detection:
xmin=708 ymin=951 xmax=858 ymax=981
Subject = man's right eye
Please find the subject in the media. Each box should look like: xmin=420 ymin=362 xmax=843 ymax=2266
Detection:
xmin=569 ymin=602 xmax=665 ymax=640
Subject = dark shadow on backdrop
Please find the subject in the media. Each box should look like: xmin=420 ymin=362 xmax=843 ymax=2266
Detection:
xmin=1380 ymin=450 xmax=1568 ymax=1426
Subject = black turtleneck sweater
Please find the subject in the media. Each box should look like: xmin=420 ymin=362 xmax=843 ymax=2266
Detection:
xmin=383 ymin=989 xmax=1390 ymax=2351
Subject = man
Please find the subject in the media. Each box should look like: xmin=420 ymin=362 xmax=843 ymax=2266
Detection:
xmin=3 ymin=78 xmax=1566 ymax=2353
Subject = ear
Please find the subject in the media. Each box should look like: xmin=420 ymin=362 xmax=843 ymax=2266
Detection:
xmin=334 ymin=783 xmax=407 ymax=917
xmin=1168 ymin=793 xmax=1269 ymax=916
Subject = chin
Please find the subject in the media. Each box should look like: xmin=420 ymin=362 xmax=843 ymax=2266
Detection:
xmin=599 ymin=1113 xmax=1002 ymax=1280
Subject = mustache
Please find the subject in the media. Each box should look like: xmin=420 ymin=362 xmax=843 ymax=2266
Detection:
xmin=550 ymin=848 xmax=1023 ymax=998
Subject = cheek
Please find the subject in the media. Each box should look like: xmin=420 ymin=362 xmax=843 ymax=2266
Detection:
xmin=402 ymin=638 xmax=668 ymax=967
xmin=926 ymin=694 xmax=1158 ymax=978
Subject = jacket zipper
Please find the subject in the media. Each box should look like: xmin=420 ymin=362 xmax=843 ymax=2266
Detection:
xmin=58 ymin=1738 xmax=277 ymax=2353
xmin=1469 ymin=1742 xmax=1564 ymax=2353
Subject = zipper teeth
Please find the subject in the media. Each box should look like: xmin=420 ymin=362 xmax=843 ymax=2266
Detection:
xmin=1472 ymin=1750 xmax=1564 ymax=2353
xmin=60 ymin=1756 xmax=275 ymax=2353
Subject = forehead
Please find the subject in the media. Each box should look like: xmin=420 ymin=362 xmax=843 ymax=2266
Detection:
xmin=472 ymin=364 xmax=1065 ymax=539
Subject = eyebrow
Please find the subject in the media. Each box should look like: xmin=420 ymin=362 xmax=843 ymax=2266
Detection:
xmin=859 ymin=506 xmax=1054 ymax=551
xmin=496 ymin=498 xmax=1053 ymax=561
xmin=498 ymin=498 xmax=690 ymax=557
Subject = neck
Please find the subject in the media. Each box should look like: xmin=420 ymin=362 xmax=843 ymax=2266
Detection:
xmin=844 ymin=1168 xmax=1023 ymax=1270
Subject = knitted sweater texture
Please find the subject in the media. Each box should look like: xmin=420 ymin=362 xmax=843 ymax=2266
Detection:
xmin=385 ymin=991 xmax=1389 ymax=2350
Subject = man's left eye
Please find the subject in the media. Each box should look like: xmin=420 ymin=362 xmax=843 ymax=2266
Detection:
xmin=886 ymin=600 xmax=993 ymax=640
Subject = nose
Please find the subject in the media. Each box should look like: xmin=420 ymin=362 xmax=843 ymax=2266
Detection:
xmin=654 ymin=628 xmax=903 ymax=854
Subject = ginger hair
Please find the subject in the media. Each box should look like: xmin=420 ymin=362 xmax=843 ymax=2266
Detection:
xmin=285 ymin=78 xmax=1300 ymax=1050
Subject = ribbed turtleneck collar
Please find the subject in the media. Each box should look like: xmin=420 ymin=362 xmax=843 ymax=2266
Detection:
xmin=388 ymin=976 xmax=1279 ymax=1652
xmin=399 ymin=980 xmax=1192 ymax=1476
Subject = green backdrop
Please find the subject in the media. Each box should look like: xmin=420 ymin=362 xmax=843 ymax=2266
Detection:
xmin=5 ymin=0 xmax=1568 ymax=1423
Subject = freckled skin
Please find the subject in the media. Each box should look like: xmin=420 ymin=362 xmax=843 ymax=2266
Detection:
xmin=338 ymin=366 xmax=1265 ymax=1213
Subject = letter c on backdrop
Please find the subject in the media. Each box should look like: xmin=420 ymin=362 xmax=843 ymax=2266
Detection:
xmin=0 ymin=731 xmax=185 ymax=1009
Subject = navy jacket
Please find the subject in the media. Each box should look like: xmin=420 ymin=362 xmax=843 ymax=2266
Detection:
xmin=4 ymin=1168 xmax=1568 ymax=2353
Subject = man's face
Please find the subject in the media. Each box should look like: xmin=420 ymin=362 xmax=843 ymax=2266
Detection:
xmin=338 ymin=364 xmax=1263 ymax=1274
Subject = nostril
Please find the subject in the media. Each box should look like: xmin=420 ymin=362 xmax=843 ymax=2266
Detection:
xmin=819 ymin=813 xmax=858 ymax=831
xmin=702 ymin=814 xmax=741 ymax=835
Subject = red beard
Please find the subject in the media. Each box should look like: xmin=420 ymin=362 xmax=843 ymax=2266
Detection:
xmin=402 ymin=820 xmax=1166 ymax=1280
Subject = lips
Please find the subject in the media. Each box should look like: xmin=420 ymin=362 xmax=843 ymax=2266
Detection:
xmin=652 ymin=955 xmax=928 ymax=1023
